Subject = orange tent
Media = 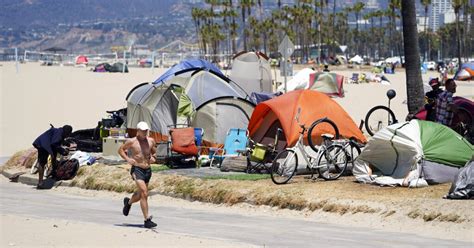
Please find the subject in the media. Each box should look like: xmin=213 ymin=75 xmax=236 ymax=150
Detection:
xmin=247 ymin=90 xmax=366 ymax=147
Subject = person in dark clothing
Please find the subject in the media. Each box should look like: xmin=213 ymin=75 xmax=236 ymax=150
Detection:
xmin=424 ymin=78 xmax=443 ymax=121
xmin=32 ymin=125 xmax=73 ymax=189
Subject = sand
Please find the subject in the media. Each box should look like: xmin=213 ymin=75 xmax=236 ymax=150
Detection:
xmin=1 ymin=61 xmax=472 ymax=157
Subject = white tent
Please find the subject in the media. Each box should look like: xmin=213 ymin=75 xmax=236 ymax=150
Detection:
xmin=349 ymin=55 xmax=364 ymax=64
xmin=230 ymin=51 xmax=273 ymax=95
xmin=277 ymin=68 xmax=314 ymax=92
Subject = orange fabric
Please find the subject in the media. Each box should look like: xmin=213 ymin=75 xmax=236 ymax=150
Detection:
xmin=170 ymin=128 xmax=198 ymax=155
xmin=247 ymin=90 xmax=367 ymax=146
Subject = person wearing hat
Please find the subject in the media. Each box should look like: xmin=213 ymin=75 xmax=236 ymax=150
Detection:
xmin=32 ymin=124 xmax=73 ymax=189
xmin=118 ymin=121 xmax=157 ymax=228
xmin=425 ymin=78 xmax=443 ymax=121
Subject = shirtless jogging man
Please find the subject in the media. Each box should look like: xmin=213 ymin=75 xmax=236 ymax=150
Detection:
xmin=119 ymin=121 xmax=157 ymax=228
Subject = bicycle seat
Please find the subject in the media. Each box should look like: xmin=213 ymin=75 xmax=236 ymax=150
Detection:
xmin=321 ymin=133 xmax=334 ymax=140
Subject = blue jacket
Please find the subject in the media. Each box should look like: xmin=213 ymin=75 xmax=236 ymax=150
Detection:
xmin=32 ymin=127 xmax=64 ymax=155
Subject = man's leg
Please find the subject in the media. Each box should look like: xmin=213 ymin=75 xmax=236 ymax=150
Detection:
xmin=37 ymin=163 xmax=45 ymax=185
xmin=134 ymin=179 xmax=149 ymax=220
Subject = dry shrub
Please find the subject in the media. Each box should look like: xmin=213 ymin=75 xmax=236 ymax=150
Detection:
xmin=351 ymin=205 xmax=379 ymax=214
xmin=322 ymin=203 xmax=350 ymax=215
xmin=438 ymin=214 xmax=462 ymax=223
xmin=308 ymin=200 xmax=328 ymax=211
xmin=408 ymin=209 xmax=422 ymax=219
xmin=70 ymin=164 xmax=135 ymax=193
xmin=383 ymin=210 xmax=396 ymax=217
xmin=4 ymin=149 xmax=31 ymax=168
xmin=423 ymin=212 xmax=442 ymax=222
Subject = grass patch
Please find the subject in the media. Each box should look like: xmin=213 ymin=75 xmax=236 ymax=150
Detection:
xmin=151 ymin=164 xmax=170 ymax=173
xmin=204 ymin=174 xmax=270 ymax=181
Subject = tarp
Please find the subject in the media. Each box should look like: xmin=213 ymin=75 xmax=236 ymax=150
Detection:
xmin=308 ymin=72 xmax=344 ymax=97
xmin=349 ymin=55 xmax=363 ymax=64
xmin=230 ymin=51 xmax=273 ymax=95
xmin=249 ymin=92 xmax=282 ymax=105
xmin=191 ymin=97 xmax=255 ymax=145
xmin=247 ymin=90 xmax=366 ymax=148
xmin=446 ymin=160 xmax=474 ymax=199
xmin=277 ymin=68 xmax=314 ymax=92
xmin=153 ymin=59 xmax=223 ymax=85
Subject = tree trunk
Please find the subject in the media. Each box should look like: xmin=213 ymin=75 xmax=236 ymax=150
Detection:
xmin=455 ymin=9 xmax=462 ymax=70
xmin=401 ymin=0 xmax=424 ymax=115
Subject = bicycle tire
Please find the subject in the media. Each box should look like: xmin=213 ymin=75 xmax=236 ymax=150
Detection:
xmin=308 ymin=117 xmax=340 ymax=153
xmin=270 ymin=149 xmax=298 ymax=185
xmin=364 ymin=105 xmax=397 ymax=136
xmin=318 ymin=144 xmax=348 ymax=180
xmin=348 ymin=142 xmax=362 ymax=166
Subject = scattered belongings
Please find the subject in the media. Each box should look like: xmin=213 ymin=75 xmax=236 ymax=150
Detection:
xmin=353 ymin=120 xmax=474 ymax=187
xmin=349 ymin=72 xmax=390 ymax=85
xmin=93 ymin=62 xmax=128 ymax=73
xmin=247 ymin=90 xmax=366 ymax=148
xmin=230 ymin=51 xmax=273 ymax=95
xmin=445 ymin=160 xmax=474 ymax=200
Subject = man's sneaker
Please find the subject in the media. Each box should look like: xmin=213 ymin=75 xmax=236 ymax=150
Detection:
xmin=122 ymin=197 xmax=131 ymax=216
xmin=144 ymin=216 xmax=157 ymax=228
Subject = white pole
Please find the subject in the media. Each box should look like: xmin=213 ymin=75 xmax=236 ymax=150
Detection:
xmin=161 ymin=53 xmax=165 ymax=68
xmin=122 ymin=50 xmax=126 ymax=73
xmin=15 ymin=48 xmax=19 ymax=73
xmin=23 ymin=50 xmax=27 ymax=62
xmin=115 ymin=52 xmax=118 ymax=62
xmin=151 ymin=51 xmax=155 ymax=74
xmin=283 ymin=59 xmax=287 ymax=93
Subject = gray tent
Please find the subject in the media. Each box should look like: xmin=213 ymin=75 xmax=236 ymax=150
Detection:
xmin=191 ymin=97 xmax=255 ymax=145
xmin=126 ymin=69 xmax=247 ymax=140
xmin=230 ymin=51 xmax=273 ymax=95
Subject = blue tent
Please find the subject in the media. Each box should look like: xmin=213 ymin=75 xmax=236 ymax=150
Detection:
xmin=153 ymin=59 xmax=223 ymax=85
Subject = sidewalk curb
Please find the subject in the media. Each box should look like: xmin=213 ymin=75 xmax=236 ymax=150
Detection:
xmin=1 ymin=168 xmax=71 ymax=188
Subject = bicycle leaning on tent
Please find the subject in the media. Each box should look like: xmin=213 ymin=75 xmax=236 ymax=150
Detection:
xmin=270 ymin=109 xmax=349 ymax=185
xmin=364 ymin=89 xmax=399 ymax=136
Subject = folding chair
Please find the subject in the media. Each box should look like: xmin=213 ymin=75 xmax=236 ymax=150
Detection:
xmin=350 ymin=73 xmax=359 ymax=84
xmin=209 ymin=128 xmax=248 ymax=168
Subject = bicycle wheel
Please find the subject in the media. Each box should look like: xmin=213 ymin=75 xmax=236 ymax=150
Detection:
xmin=308 ymin=118 xmax=340 ymax=153
xmin=364 ymin=105 xmax=397 ymax=136
xmin=318 ymin=144 xmax=348 ymax=180
xmin=270 ymin=149 xmax=298 ymax=185
xmin=348 ymin=142 xmax=362 ymax=166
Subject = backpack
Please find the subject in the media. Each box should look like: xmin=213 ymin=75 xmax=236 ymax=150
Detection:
xmin=53 ymin=158 xmax=79 ymax=180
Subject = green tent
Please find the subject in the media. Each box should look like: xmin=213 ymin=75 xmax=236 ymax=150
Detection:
xmin=354 ymin=120 xmax=473 ymax=186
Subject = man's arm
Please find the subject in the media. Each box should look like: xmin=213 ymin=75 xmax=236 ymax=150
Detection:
xmin=118 ymin=139 xmax=136 ymax=165
xmin=149 ymin=139 xmax=157 ymax=164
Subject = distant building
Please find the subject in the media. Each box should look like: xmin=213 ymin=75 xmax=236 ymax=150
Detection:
xmin=429 ymin=0 xmax=453 ymax=31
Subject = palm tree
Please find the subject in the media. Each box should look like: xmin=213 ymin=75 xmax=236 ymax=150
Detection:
xmin=352 ymin=2 xmax=365 ymax=55
xmin=420 ymin=0 xmax=431 ymax=61
xmin=239 ymin=0 xmax=255 ymax=51
xmin=452 ymin=0 xmax=467 ymax=70
xmin=401 ymin=0 xmax=424 ymax=115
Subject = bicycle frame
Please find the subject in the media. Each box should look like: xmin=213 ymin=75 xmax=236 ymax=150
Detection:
xmin=286 ymin=127 xmax=328 ymax=171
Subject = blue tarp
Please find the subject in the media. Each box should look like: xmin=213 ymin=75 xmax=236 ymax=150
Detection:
xmin=153 ymin=59 xmax=223 ymax=85
xmin=461 ymin=62 xmax=474 ymax=70
xmin=249 ymin=92 xmax=283 ymax=105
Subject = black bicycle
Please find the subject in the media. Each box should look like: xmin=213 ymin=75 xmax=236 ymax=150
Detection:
xmin=364 ymin=89 xmax=399 ymax=136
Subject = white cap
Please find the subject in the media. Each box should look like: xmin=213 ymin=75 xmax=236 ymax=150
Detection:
xmin=137 ymin=121 xmax=149 ymax=131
